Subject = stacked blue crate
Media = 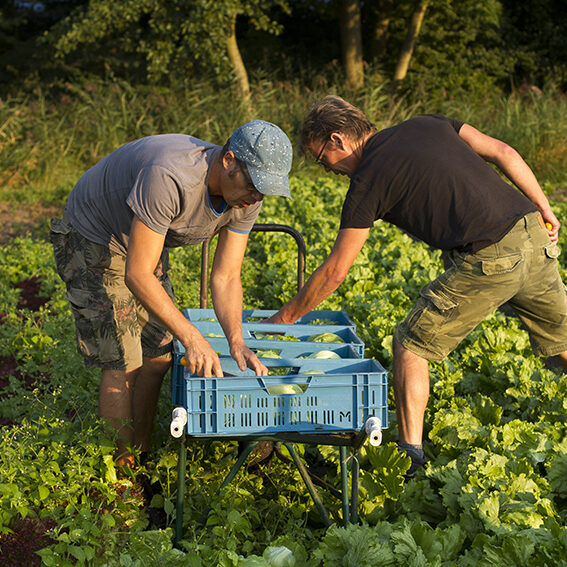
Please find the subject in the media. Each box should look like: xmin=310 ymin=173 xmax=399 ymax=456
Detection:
xmin=171 ymin=309 xmax=388 ymax=438
xmin=183 ymin=308 xmax=356 ymax=328
xmin=181 ymin=319 xmax=365 ymax=357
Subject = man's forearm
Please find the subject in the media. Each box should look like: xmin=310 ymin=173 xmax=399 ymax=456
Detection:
xmin=272 ymin=263 xmax=345 ymax=324
xmin=496 ymin=149 xmax=551 ymax=212
xmin=210 ymin=276 xmax=246 ymax=346
xmin=125 ymin=271 xmax=201 ymax=346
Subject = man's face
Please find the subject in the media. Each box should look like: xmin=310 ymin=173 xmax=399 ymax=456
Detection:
xmin=309 ymin=134 xmax=359 ymax=177
xmin=224 ymin=159 xmax=264 ymax=209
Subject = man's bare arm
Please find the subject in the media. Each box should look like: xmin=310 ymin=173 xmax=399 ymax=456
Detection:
xmin=267 ymin=227 xmax=370 ymax=324
xmin=125 ymin=216 xmax=223 ymax=377
xmin=459 ymin=123 xmax=559 ymax=241
xmin=210 ymin=227 xmax=268 ymax=375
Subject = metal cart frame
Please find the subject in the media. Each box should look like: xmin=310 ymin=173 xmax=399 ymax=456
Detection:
xmin=173 ymin=224 xmax=376 ymax=545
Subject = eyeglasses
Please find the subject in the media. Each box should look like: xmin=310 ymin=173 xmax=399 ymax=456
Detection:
xmin=237 ymin=161 xmax=255 ymax=190
xmin=314 ymin=138 xmax=329 ymax=166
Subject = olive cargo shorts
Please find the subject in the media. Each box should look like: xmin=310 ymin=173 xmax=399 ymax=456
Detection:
xmin=50 ymin=217 xmax=174 ymax=371
xmin=395 ymin=212 xmax=567 ymax=361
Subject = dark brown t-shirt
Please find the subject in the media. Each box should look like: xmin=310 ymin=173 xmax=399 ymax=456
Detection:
xmin=340 ymin=114 xmax=537 ymax=252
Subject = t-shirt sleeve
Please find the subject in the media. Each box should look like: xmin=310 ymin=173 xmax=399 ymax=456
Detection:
xmin=226 ymin=201 xmax=263 ymax=233
xmin=445 ymin=116 xmax=464 ymax=133
xmin=427 ymin=114 xmax=464 ymax=133
xmin=126 ymin=165 xmax=181 ymax=234
xmin=340 ymin=179 xmax=377 ymax=229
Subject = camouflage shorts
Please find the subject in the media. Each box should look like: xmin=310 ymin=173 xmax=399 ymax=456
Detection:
xmin=50 ymin=216 xmax=174 ymax=371
xmin=395 ymin=212 xmax=567 ymax=361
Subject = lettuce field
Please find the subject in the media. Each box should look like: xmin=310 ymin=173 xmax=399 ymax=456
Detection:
xmin=1 ymin=174 xmax=567 ymax=566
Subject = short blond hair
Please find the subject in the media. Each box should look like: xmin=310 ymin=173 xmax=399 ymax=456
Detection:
xmin=299 ymin=95 xmax=376 ymax=156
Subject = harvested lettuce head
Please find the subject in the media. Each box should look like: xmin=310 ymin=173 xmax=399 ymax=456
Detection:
xmin=307 ymin=350 xmax=340 ymax=359
xmin=307 ymin=332 xmax=345 ymax=343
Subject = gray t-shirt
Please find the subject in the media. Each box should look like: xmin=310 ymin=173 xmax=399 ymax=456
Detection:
xmin=65 ymin=134 xmax=262 ymax=255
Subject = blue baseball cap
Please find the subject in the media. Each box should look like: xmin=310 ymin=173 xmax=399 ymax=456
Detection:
xmin=228 ymin=120 xmax=293 ymax=198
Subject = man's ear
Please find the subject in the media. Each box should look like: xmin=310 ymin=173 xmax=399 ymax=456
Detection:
xmin=222 ymin=150 xmax=237 ymax=169
xmin=329 ymin=132 xmax=345 ymax=150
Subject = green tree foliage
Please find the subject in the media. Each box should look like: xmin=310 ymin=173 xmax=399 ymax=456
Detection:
xmin=500 ymin=0 xmax=567 ymax=88
xmin=379 ymin=0 xmax=517 ymax=96
xmin=2 ymin=1 xmax=567 ymax=101
xmin=48 ymin=0 xmax=289 ymax=86
xmin=0 ymin=0 xmax=86 ymax=88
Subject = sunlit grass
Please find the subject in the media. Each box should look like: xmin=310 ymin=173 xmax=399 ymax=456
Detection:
xmin=1 ymin=75 xmax=566 ymax=208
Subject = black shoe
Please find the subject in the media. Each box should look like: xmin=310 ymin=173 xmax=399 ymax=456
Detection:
xmin=136 ymin=471 xmax=168 ymax=529
xmin=136 ymin=471 xmax=163 ymax=505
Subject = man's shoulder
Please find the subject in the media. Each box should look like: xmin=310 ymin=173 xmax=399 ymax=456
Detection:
xmin=403 ymin=113 xmax=464 ymax=133
xmin=131 ymin=133 xmax=217 ymax=154
xmin=125 ymin=134 xmax=220 ymax=179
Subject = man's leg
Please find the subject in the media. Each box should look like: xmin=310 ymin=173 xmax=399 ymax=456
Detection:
xmin=99 ymin=367 xmax=140 ymax=468
xmin=99 ymin=357 xmax=171 ymax=467
xmin=393 ymin=336 xmax=430 ymax=444
xmin=393 ymin=337 xmax=430 ymax=480
xmin=549 ymin=351 xmax=567 ymax=370
xmin=132 ymin=356 xmax=171 ymax=453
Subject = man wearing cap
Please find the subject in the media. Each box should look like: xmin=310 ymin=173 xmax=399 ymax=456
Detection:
xmin=50 ymin=120 xmax=293 ymax=467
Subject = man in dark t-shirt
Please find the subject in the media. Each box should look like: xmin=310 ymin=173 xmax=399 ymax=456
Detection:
xmin=267 ymin=95 xmax=567 ymax=480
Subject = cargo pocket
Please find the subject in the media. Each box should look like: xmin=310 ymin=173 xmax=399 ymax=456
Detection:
xmin=421 ymin=286 xmax=458 ymax=314
xmin=481 ymin=254 xmax=523 ymax=276
xmin=50 ymin=217 xmax=74 ymax=282
xmin=50 ymin=216 xmax=72 ymax=236
xmin=544 ymin=243 xmax=561 ymax=259
xmin=65 ymin=287 xmax=120 ymax=363
xmin=65 ymin=288 xmax=103 ymax=321
xmin=404 ymin=286 xmax=458 ymax=343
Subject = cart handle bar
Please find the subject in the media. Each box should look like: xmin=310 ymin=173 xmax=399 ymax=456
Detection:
xmin=200 ymin=223 xmax=306 ymax=308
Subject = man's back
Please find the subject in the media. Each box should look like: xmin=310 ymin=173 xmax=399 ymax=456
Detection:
xmin=341 ymin=114 xmax=537 ymax=252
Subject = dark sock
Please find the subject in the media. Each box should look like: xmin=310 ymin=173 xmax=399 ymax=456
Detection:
xmin=397 ymin=442 xmax=426 ymax=481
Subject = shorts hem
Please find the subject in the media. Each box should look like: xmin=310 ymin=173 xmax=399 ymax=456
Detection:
xmin=85 ymin=359 xmax=140 ymax=371
xmin=395 ymin=333 xmax=447 ymax=362
xmin=534 ymin=343 xmax=567 ymax=357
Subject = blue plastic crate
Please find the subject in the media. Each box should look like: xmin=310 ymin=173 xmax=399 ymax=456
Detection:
xmin=170 ymin=337 xmax=361 ymax=403
xmin=173 ymin=336 xmax=360 ymax=361
xmin=184 ymin=308 xmax=356 ymax=328
xmin=187 ymin=319 xmax=365 ymax=357
xmin=171 ymin=357 xmax=388 ymax=437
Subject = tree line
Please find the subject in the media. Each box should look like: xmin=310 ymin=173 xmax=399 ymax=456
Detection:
xmin=2 ymin=0 xmax=567 ymax=98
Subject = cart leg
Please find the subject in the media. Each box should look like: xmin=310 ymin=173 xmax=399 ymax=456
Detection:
xmin=350 ymin=452 xmax=359 ymax=523
xmin=339 ymin=446 xmax=350 ymax=526
xmin=284 ymin=443 xmax=332 ymax=527
xmin=198 ymin=441 xmax=258 ymax=525
xmin=217 ymin=442 xmax=257 ymax=491
xmin=175 ymin=435 xmax=187 ymax=546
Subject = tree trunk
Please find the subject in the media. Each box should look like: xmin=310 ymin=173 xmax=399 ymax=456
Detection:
xmin=339 ymin=0 xmax=364 ymax=89
xmin=393 ymin=0 xmax=430 ymax=86
xmin=226 ymin=15 xmax=250 ymax=99
xmin=370 ymin=0 xmax=394 ymax=63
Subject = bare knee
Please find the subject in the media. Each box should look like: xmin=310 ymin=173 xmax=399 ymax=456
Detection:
xmin=101 ymin=368 xmax=137 ymax=394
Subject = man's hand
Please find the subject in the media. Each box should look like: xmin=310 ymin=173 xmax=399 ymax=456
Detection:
xmin=260 ymin=314 xmax=293 ymax=324
xmin=183 ymin=334 xmax=224 ymax=377
xmin=542 ymin=210 xmax=560 ymax=244
xmin=230 ymin=342 xmax=268 ymax=375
